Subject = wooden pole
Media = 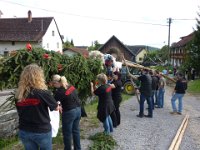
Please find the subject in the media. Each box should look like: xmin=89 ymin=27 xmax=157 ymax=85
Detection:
xmin=123 ymin=59 xmax=176 ymax=83
xmin=168 ymin=115 xmax=189 ymax=150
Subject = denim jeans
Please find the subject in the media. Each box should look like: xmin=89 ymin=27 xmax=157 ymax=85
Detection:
xmin=155 ymin=90 xmax=158 ymax=105
xmin=18 ymin=130 xmax=52 ymax=150
xmin=139 ymin=94 xmax=153 ymax=116
xmin=103 ymin=115 xmax=113 ymax=134
xmin=171 ymin=93 xmax=184 ymax=113
xmin=151 ymin=90 xmax=156 ymax=109
xmin=158 ymin=88 xmax=165 ymax=108
xmin=62 ymin=107 xmax=81 ymax=150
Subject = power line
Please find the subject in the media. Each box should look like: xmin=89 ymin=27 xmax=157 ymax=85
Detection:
xmin=0 ymin=0 xmax=168 ymax=26
xmin=172 ymin=18 xmax=196 ymax=21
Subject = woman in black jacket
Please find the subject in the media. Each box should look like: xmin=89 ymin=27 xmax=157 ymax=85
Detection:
xmin=110 ymin=71 xmax=123 ymax=127
xmin=52 ymin=74 xmax=81 ymax=150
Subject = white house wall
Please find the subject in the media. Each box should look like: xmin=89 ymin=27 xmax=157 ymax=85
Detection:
xmin=135 ymin=49 xmax=147 ymax=63
xmin=0 ymin=41 xmax=40 ymax=55
xmin=42 ymin=20 xmax=63 ymax=53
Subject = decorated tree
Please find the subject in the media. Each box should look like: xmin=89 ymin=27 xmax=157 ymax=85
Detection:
xmin=0 ymin=47 xmax=103 ymax=105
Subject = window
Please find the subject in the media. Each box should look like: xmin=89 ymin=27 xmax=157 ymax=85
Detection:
xmin=139 ymin=57 xmax=142 ymax=61
xmin=52 ymin=31 xmax=55 ymax=36
xmin=57 ymin=42 xmax=59 ymax=48
xmin=4 ymin=51 xmax=9 ymax=56
xmin=12 ymin=41 xmax=15 ymax=45
xmin=47 ymin=43 xmax=49 ymax=48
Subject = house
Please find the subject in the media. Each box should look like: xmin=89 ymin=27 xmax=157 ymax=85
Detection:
xmin=98 ymin=35 xmax=136 ymax=62
xmin=98 ymin=35 xmax=158 ymax=64
xmin=63 ymin=47 xmax=89 ymax=58
xmin=170 ymin=32 xmax=194 ymax=67
xmin=0 ymin=10 xmax=63 ymax=55
xmin=127 ymin=45 xmax=148 ymax=63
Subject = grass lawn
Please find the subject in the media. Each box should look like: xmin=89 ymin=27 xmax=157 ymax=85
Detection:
xmin=187 ymin=79 xmax=200 ymax=94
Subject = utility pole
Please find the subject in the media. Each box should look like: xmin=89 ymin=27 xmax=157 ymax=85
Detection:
xmin=167 ymin=18 xmax=172 ymax=66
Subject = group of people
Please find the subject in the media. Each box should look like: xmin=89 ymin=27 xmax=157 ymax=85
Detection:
xmin=14 ymin=63 xmax=188 ymax=150
xmin=129 ymin=68 xmax=187 ymax=118
xmin=15 ymin=64 xmax=81 ymax=150
xmin=90 ymin=71 xmax=123 ymax=134
xmin=15 ymin=63 xmax=123 ymax=150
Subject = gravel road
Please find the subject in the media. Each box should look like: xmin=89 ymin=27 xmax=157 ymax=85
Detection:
xmin=1 ymin=87 xmax=199 ymax=150
xmin=81 ymin=85 xmax=200 ymax=150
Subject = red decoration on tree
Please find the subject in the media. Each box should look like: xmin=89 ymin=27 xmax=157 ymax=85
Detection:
xmin=43 ymin=53 xmax=49 ymax=59
xmin=26 ymin=43 xmax=32 ymax=51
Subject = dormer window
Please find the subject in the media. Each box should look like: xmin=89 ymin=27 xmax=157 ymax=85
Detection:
xmin=52 ymin=31 xmax=55 ymax=36
xmin=12 ymin=41 xmax=15 ymax=45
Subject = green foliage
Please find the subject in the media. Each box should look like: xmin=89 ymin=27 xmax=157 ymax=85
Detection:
xmin=88 ymin=40 xmax=101 ymax=51
xmin=63 ymin=39 xmax=74 ymax=49
xmin=89 ymin=132 xmax=117 ymax=150
xmin=0 ymin=48 xmax=103 ymax=103
xmin=187 ymin=79 xmax=200 ymax=93
xmin=0 ymin=136 xmax=20 ymax=149
xmin=158 ymin=45 xmax=169 ymax=63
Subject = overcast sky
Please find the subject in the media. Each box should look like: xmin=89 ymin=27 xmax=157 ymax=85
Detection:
xmin=0 ymin=0 xmax=199 ymax=48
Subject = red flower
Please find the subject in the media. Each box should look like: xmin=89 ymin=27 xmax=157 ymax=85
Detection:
xmin=26 ymin=43 xmax=32 ymax=51
xmin=43 ymin=53 xmax=50 ymax=59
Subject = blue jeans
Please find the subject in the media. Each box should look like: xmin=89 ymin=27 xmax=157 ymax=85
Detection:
xmin=139 ymin=94 xmax=153 ymax=116
xmin=18 ymin=130 xmax=52 ymax=150
xmin=158 ymin=88 xmax=165 ymax=108
xmin=62 ymin=107 xmax=81 ymax=150
xmin=103 ymin=115 xmax=113 ymax=134
xmin=151 ymin=90 xmax=156 ymax=109
xmin=171 ymin=93 xmax=184 ymax=113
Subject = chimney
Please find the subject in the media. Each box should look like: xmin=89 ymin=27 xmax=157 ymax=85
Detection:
xmin=28 ymin=10 xmax=32 ymax=23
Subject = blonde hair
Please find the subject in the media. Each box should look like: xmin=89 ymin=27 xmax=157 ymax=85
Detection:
xmin=15 ymin=64 xmax=47 ymax=101
xmin=97 ymin=73 xmax=107 ymax=84
xmin=52 ymin=74 xmax=68 ymax=89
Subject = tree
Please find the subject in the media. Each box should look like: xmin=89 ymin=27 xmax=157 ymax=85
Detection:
xmin=186 ymin=10 xmax=200 ymax=74
xmin=0 ymin=48 xmax=103 ymax=105
xmin=88 ymin=40 xmax=101 ymax=51
xmin=63 ymin=39 xmax=74 ymax=49
xmin=158 ymin=45 xmax=169 ymax=64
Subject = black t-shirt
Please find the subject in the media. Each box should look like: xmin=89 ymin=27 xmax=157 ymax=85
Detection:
xmin=151 ymin=75 xmax=159 ymax=90
xmin=138 ymin=74 xmax=152 ymax=97
xmin=54 ymin=86 xmax=81 ymax=112
xmin=94 ymin=84 xmax=115 ymax=122
xmin=16 ymin=89 xmax=58 ymax=133
xmin=111 ymin=79 xmax=122 ymax=100
xmin=175 ymin=80 xmax=187 ymax=94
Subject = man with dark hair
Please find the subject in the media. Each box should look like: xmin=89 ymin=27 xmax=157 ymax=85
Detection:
xmin=170 ymin=72 xmax=187 ymax=115
xmin=129 ymin=69 xmax=153 ymax=118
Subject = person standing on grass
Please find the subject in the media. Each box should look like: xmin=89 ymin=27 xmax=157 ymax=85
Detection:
xmin=170 ymin=72 xmax=187 ymax=115
xmin=91 ymin=73 xmax=115 ymax=134
xmin=129 ymin=69 xmax=153 ymax=118
xmin=110 ymin=71 xmax=123 ymax=127
xmin=52 ymin=74 xmax=81 ymax=150
xmin=15 ymin=64 xmax=60 ymax=150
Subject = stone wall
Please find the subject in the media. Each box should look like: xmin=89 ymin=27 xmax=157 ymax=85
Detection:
xmin=0 ymin=90 xmax=18 ymax=138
